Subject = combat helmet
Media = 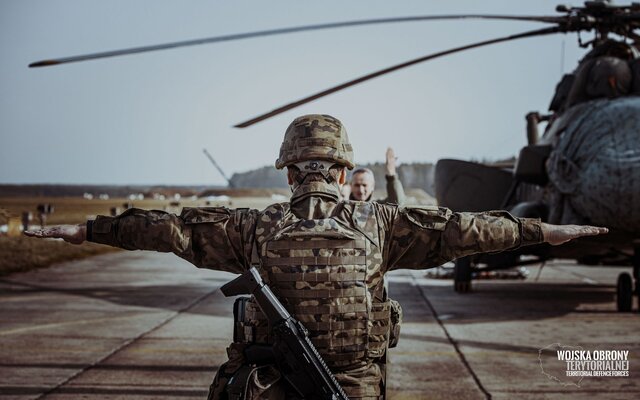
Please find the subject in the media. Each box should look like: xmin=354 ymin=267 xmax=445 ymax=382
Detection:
xmin=275 ymin=114 xmax=355 ymax=170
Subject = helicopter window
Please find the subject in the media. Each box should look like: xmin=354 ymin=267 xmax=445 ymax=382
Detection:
xmin=585 ymin=56 xmax=632 ymax=98
xmin=549 ymin=74 xmax=575 ymax=112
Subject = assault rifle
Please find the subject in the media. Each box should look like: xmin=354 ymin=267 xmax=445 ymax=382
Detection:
xmin=221 ymin=267 xmax=349 ymax=400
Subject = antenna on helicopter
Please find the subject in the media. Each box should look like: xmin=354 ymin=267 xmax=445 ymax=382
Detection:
xmin=203 ymin=149 xmax=234 ymax=188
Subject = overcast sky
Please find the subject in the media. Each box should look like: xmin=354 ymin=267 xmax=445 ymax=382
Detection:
xmin=1 ymin=0 xmax=586 ymax=186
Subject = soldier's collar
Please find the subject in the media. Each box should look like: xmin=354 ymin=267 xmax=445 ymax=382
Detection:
xmin=290 ymin=181 xmax=341 ymax=203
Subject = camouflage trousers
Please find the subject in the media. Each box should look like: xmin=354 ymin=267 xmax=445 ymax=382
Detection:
xmin=207 ymin=343 xmax=386 ymax=400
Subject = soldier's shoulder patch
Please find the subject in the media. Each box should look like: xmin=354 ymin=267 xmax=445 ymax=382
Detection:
xmin=180 ymin=207 xmax=231 ymax=224
xmin=401 ymin=206 xmax=452 ymax=231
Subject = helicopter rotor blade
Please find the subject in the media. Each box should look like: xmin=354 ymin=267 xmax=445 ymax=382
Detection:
xmin=28 ymin=14 xmax=561 ymax=68
xmin=234 ymin=26 xmax=560 ymax=128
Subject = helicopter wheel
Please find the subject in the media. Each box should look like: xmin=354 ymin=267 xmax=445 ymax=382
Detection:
xmin=635 ymin=256 xmax=640 ymax=313
xmin=616 ymin=273 xmax=633 ymax=312
xmin=454 ymin=257 xmax=472 ymax=293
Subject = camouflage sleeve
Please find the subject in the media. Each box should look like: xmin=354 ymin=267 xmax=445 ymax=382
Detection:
xmin=87 ymin=207 xmax=258 ymax=274
xmin=384 ymin=175 xmax=406 ymax=206
xmin=385 ymin=206 xmax=543 ymax=271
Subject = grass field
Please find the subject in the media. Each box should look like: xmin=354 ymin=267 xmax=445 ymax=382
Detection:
xmin=0 ymin=195 xmax=275 ymax=276
xmin=0 ymin=237 xmax=119 ymax=276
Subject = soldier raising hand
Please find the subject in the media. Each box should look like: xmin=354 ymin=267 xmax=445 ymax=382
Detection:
xmin=348 ymin=146 xmax=406 ymax=205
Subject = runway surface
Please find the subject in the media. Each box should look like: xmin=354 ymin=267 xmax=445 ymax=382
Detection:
xmin=1 ymin=251 xmax=638 ymax=399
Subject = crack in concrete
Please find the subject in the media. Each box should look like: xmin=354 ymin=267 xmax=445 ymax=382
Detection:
xmin=35 ymin=284 xmax=222 ymax=399
xmin=409 ymin=271 xmax=492 ymax=400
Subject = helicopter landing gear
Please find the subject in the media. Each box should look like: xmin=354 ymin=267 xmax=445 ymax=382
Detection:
xmin=616 ymin=273 xmax=633 ymax=312
xmin=454 ymin=257 xmax=472 ymax=293
xmin=636 ymin=262 xmax=640 ymax=313
xmin=616 ymin=246 xmax=640 ymax=312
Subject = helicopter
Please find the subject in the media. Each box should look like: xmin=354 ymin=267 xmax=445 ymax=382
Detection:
xmin=28 ymin=1 xmax=640 ymax=311
xmin=434 ymin=3 xmax=640 ymax=310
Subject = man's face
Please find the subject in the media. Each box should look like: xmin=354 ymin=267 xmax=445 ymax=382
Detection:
xmin=350 ymin=172 xmax=375 ymax=201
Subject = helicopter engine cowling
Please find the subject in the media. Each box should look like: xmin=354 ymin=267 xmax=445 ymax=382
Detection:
xmin=546 ymin=97 xmax=640 ymax=233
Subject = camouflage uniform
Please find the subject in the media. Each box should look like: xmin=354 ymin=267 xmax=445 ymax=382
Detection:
xmin=87 ymin=115 xmax=543 ymax=400
xmin=381 ymin=175 xmax=405 ymax=206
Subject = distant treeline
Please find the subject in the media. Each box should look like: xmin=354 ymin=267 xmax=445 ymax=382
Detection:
xmin=2 ymin=162 xmax=436 ymax=197
xmin=0 ymin=184 xmax=215 ymax=198
xmin=230 ymin=162 xmax=436 ymax=196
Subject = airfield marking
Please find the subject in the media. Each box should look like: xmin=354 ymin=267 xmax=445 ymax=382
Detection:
xmin=409 ymin=272 xmax=492 ymax=400
xmin=32 ymin=284 xmax=223 ymax=400
xmin=0 ymin=313 xmax=162 ymax=336
xmin=547 ymin=265 xmax=601 ymax=285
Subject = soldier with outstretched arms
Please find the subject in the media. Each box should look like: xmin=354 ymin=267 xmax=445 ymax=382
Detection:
xmin=26 ymin=114 xmax=607 ymax=399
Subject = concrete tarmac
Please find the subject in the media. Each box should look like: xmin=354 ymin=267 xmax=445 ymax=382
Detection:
xmin=0 ymin=251 xmax=638 ymax=399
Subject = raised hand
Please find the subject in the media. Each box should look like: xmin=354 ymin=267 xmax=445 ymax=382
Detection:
xmin=541 ymin=223 xmax=608 ymax=246
xmin=385 ymin=147 xmax=397 ymax=176
xmin=24 ymin=224 xmax=87 ymax=245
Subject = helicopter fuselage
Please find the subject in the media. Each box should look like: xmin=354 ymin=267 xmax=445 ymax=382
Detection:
xmin=541 ymin=96 xmax=640 ymax=236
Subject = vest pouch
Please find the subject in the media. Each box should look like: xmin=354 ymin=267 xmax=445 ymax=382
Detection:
xmin=232 ymin=297 xmax=250 ymax=343
xmin=388 ymin=299 xmax=403 ymax=348
xmin=367 ymin=300 xmax=391 ymax=358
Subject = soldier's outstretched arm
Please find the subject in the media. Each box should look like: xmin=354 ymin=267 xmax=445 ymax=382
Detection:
xmin=385 ymin=206 xmax=607 ymax=271
xmin=25 ymin=207 xmax=258 ymax=273
xmin=26 ymin=209 xmax=191 ymax=253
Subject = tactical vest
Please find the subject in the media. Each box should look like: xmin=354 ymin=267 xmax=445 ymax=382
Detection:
xmin=239 ymin=202 xmax=391 ymax=370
